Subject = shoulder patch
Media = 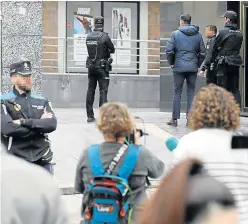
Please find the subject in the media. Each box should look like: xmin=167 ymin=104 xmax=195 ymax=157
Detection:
xmin=30 ymin=94 xmax=46 ymax=100
xmin=1 ymin=91 xmax=16 ymax=101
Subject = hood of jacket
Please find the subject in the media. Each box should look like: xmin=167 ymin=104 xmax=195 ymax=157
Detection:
xmin=224 ymin=22 xmax=238 ymax=30
xmin=178 ymin=24 xmax=200 ymax=36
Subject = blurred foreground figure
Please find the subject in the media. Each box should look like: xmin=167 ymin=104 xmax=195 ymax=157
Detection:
xmin=1 ymin=144 xmax=68 ymax=224
xmin=137 ymin=159 xmax=238 ymax=224
xmin=174 ymin=84 xmax=248 ymax=223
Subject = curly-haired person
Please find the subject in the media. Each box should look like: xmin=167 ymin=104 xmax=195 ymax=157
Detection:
xmin=172 ymin=84 xmax=248 ymax=224
xmin=75 ymin=102 xmax=164 ymax=223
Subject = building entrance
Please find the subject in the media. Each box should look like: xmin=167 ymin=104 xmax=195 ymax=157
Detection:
xmin=244 ymin=6 xmax=248 ymax=111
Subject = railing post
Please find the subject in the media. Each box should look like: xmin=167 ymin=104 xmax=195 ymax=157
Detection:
xmin=115 ymin=39 xmax=118 ymax=83
xmin=63 ymin=38 xmax=66 ymax=74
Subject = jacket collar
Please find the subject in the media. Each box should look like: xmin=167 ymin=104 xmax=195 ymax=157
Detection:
xmin=13 ymin=86 xmax=31 ymax=97
xmin=224 ymin=22 xmax=238 ymax=30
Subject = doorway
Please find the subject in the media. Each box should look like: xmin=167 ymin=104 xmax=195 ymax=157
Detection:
xmin=244 ymin=6 xmax=248 ymax=110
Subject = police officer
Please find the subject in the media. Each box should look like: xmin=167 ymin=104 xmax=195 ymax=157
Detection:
xmin=211 ymin=11 xmax=243 ymax=106
xmin=1 ymin=61 xmax=57 ymax=172
xmin=85 ymin=16 xmax=115 ymax=123
xmin=199 ymin=25 xmax=217 ymax=85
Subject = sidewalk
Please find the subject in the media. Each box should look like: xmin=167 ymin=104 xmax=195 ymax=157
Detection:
xmin=52 ymin=108 xmax=248 ymax=223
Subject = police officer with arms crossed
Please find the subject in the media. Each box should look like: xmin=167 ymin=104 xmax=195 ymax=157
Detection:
xmin=199 ymin=25 xmax=218 ymax=85
xmin=210 ymin=11 xmax=243 ymax=106
xmin=86 ymin=16 xmax=115 ymax=123
xmin=1 ymin=61 xmax=57 ymax=173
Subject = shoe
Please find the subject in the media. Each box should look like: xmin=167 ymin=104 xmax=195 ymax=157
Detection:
xmin=87 ymin=117 xmax=95 ymax=123
xmin=166 ymin=119 xmax=178 ymax=127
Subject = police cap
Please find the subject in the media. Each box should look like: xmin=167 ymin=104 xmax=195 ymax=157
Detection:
xmin=221 ymin=10 xmax=238 ymax=22
xmin=94 ymin=16 xmax=104 ymax=26
xmin=10 ymin=61 xmax=32 ymax=76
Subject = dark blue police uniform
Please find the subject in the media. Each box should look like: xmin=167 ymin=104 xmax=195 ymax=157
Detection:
xmin=1 ymin=61 xmax=57 ymax=172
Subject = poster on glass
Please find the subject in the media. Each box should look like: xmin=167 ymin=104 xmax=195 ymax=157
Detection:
xmin=112 ymin=8 xmax=131 ymax=66
xmin=74 ymin=8 xmax=94 ymax=65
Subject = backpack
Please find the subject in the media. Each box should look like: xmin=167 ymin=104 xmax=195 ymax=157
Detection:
xmin=84 ymin=143 xmax=141 ymax=224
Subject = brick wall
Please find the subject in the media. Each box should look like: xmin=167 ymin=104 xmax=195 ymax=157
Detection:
xmin=42 ymin=1 xmax=58 ymax=73
xmin=148 ymin=1 xmax=160 ymax=75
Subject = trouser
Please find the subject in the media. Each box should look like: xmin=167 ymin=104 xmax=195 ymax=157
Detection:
xmin=206 ymin=69 xmax=217 ymax=85
xmin=86 ymin=67 xmax=110 ymax=118
xmin=172 ymin=72 xmax=197 ymax=119
xmin=216 ymin=64 xmax=241 ymax=106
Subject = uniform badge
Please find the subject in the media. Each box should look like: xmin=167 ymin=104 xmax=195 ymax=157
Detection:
xmin=14 ymin=103 xmax=21 ymax=111
xmin=23 ymin=62 xmax=29 ymax=70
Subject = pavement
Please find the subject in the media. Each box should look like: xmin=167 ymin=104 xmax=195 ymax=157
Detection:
xmin=51 ymin=108 xmax=248 ymax=223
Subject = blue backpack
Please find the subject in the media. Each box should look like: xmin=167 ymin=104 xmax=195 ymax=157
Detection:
xmin=84 ymin=144 xmax=141 ymax=224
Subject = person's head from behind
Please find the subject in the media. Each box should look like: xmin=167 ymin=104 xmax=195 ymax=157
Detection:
xmin=188 ymin=84 xmax=240 ymax=131
xmin=222 ymin=11 xmax=238 ymax=25
xmin=205 ymin=25 xmax=217 ymax=39
xmin=179 ymin=13 xmax=191 ymax=25
xmin=94 ymin=16 xmax=104 ymax=31
xmin=137 ymin=158 xmax=238 ymax=224
xmin=97 ymin=102 xmax=135 ymax=143
xmin=10 ymin=61 xmax=32 ymax=92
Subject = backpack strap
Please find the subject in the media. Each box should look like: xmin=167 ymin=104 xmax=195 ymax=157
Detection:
xmin=88 ymin=144 xmax=105 ymax=177
xmin=117 ymin=144 xmax=141 ymax=180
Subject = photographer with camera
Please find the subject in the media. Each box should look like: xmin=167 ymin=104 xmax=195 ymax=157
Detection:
xmin=75 ymin=102 xmax=164 ymax=223
xmin=85 ymin=16 xmax=115 ymax=123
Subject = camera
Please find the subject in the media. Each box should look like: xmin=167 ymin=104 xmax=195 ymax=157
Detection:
xmin=124 ymin=129 xmax=147 ymax=145
xmin=232 ymin=136 xmax=248 ymax=149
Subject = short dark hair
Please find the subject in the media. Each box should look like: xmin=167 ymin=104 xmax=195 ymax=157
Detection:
xmin=180 ymin=13 xmax=191 ymax=24
xmin=206 ymin=25 xmax=217 ymax=34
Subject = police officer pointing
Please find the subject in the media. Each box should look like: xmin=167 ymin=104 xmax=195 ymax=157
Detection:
xmin=211 ymin=11 xmax=243 ymax=106
xmin=1 ymin=61 xmax=57 ymax=172
xmin=86 ymin=16 xmax=115 ymax=123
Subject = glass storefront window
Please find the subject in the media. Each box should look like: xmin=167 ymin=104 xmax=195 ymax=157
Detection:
xmin=103 ymin=2 xmax=138 ymax=74
xmin=66 ymin=1 xmax=101 ymax=74
xmin=66 ymin=1 xmax=139 ymax=74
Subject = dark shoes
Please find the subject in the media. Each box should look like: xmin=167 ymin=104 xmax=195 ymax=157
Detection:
xmin=166 ymin=119 xmax=189 ymax=127
xmin=166 ymin=119 xmax=178 ymax=127
xmin=87 ymin=117 xmax=95 ymax=123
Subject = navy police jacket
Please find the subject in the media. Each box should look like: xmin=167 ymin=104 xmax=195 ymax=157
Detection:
xmin=1 ymin=87 xmax=57 ymax=162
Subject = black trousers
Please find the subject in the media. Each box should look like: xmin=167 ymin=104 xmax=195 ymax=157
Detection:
xmin=86 ymin=67 xmax=109 ymax=118
xmin=217 ymin=64 xmax=241 ymax=106
xmin=206 ymin=69 xmax=217 ymax=85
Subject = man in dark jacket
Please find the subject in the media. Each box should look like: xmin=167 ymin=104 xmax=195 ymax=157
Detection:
xmin=166 ymin=13 xmax=205 ymax=127
xmin=1 ymin=61 xmax=57 ymax=172
xmin=210 ymin=11 xmax=243 ymax=106
xmin=86 ymin=16 xmax=115 ymax=123
xmin=200 ymin=25 xmax=217 ymax=85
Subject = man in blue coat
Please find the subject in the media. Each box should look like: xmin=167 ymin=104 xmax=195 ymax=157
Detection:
xmin=166 ymin=13 xmax=205 ymax=127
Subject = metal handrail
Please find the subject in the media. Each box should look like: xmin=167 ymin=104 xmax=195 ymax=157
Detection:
xmin=42 ymin=37 xmax=170 ymax=74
